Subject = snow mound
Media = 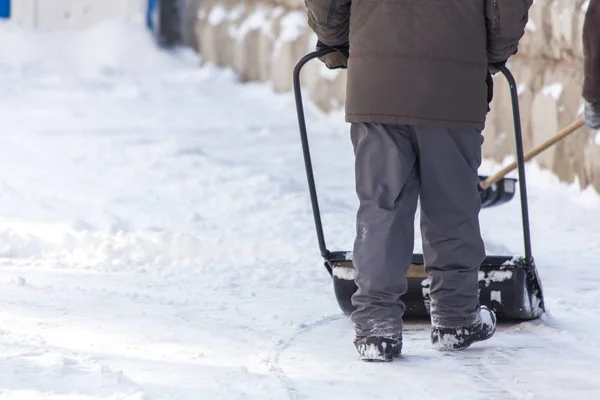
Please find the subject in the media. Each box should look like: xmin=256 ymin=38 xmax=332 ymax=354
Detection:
xmin=0 ymin=19 xmax=199 ymax=75
xmin=0 ymin=346 xmax=142 ymax=399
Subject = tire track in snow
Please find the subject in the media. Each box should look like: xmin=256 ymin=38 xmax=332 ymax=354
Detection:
xmin=265 ymin=314 xmax=345 ymax=400
xmin=474 ymin=324 xmax=600 ymax=399
xmin=402 ymin=328 xmax=522 ymax=400
xmin=421 ymin=325 xmax=549 ymax=399
xmin=273 ymin=318 xmax=525 ymax=400
xmin=446 ymin=348 xmax=524 ymax=399
xmin=431 ymin=319 xmax=600 ymax=399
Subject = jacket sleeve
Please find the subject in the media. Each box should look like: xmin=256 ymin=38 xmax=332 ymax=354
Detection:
xmin=305 ymin=0 xmax=351 ymax=46
xmin=484 ymin=0 xmax=533 ymax=64
xmin=583 ymin=0 xmax=600 ymax=103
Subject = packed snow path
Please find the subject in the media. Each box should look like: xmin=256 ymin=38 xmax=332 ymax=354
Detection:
xmin=0 ymin=20 xmax=599 ymax=400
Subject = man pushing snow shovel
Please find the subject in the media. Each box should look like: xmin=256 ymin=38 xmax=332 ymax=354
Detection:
xmin=304 ymin=0 xmax=533 ymax=361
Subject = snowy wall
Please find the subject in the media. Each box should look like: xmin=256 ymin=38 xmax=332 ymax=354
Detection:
xmin=193 ymin=0 xmax=600 ymax=193
xmin=9 ymin=0 xmax=144 ymax=29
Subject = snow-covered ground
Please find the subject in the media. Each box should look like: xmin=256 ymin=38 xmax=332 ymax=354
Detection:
xmin=0 ymin=19 xmax=600 ymax=400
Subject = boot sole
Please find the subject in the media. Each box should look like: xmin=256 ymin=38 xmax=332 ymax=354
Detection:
xmin=360 ymin=355 xmax=401 ymax=362
xmin=432 ymin=325 xmax=497 ymax=351
xmin=360 ymin=351 xmax=401 ymax=362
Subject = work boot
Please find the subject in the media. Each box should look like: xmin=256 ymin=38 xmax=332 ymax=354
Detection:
xmin=431 ymin=306 xmax=496 ymax=351
xmin=354 ymin=336 xmax=402 ymax=362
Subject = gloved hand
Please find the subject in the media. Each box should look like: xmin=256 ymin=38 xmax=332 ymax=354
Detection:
xmin=486 ymin=62 xmax=507 ymax=112
xmin=316 ymin=40 xmax=349 ymax=70
xmin=488 ymin=61 xmax=506 ymax=75
xmin=583 ymin=100 xmax=600 ymax=130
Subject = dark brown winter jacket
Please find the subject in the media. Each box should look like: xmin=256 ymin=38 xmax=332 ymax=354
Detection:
xmin=583 ymin=0 xmax=600 ymax=103
xmin=305 ymin=0 xmax=533 ymax=130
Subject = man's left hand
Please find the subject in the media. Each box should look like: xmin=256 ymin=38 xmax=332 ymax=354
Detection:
xmin=317 ymin=40 xmax=349 ymax=70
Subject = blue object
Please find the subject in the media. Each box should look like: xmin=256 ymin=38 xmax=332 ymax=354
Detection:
xmin=0 ymin=0 xmax=10 ymax=19
xmin=147 ymin=0 xmax=159 ymax=30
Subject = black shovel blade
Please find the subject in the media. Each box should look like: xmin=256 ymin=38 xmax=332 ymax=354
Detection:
xmin=327 ymin=251 xmax=545 ymax=321
xmin=479 ymin=176 xmax=517 ymax=208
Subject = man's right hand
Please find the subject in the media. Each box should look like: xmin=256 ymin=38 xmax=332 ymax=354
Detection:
xmin=488 ymin=62 xmax=506 ymax=75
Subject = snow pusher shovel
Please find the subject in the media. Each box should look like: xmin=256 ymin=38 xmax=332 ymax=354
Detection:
xmin=480 ymin=118 xmax=585 ymax=206
xmin=478 ymin=115 xmax=583 ymax=208
xmin=293 ymin=48 xmax=546 ymax=321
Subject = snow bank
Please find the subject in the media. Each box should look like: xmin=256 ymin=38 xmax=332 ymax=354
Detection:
xmin=541 ymin=82 xmax=564 ymax=101
xmin=0 ymin=19 xmax=199 ymax=75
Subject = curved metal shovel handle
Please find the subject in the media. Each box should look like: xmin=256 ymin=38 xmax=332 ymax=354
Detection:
xmin=495 ymin=64 xmax=535 ymax=263
xmin=293 ymin=53 xmax=541 ymax=264
xmin=293 ymin=49 xmax=338 ymax=261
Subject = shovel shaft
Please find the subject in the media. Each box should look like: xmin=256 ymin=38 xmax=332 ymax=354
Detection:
xmin=499 ymin=65 xmax=533 ymax=263
xmin=481 ymin=118 xmax=585 ymax=190
xmin=293 ymin=48 xmax=338 ymax=261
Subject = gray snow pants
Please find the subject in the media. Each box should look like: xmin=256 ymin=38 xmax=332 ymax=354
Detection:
xmin=350 ymin=123 xmax=486 ymax=337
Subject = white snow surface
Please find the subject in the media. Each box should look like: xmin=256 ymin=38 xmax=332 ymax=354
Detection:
xmin=230 ymin=6 xmax=269 ymax=40
xmin=331 ymin=266 xmax=356 ymax=281
xmin=273 ymin=10 xmax=307 ymax=58
xmin=525 ymin=19 xmax=537 ymax=32
xmin=541 ymin=82 xmax=565 ymax=101
xmin=0 ymin=19 xmax=600 ymax=400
